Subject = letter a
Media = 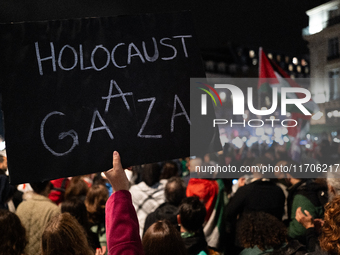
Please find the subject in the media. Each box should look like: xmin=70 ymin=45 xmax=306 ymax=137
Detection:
xmin=171 ymin=95 xmax=191 ymax=132
xmin=87 ymin=110 xmax=114 ymax=143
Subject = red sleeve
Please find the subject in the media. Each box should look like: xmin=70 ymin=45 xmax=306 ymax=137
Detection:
xmin=105 ymin=190 xmax=144 ymax=255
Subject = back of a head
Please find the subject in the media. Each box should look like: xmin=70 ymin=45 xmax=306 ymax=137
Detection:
xmin=327 ymin=163 xmax=340 ymax=198
xmin=85 ymin=184 xmax=109 ymax=225
xmin=238 ymin=211 xmax=287 ymax=251
xmin=65 ymin=176 xmax=89 ymax=201
xmin=189 ymin=158 xmax=202 ymax=173
xmin=61 ymin=198 xmax=89 ymax=229
xmin=0 ymin=209 xmax=27 ymax=255
xmin=320 ymin=195 xmax=340 ymax=254
xmin=160 ymin=161 xmax=179 ymax=180
xmin=41 ymin=212 xmax=93 ymax=255
xmin=142 ymin=163 xmax=161 ymax=187
xmin=165 ymin=176 xmax=186 ymax=207
xmin=142 ymin=220 xmax=187 ymax=255
xmin=179 ymin=196 xmax=206 ymax=233
xmin=252 ymin=156 xmax=277 ymax=178
xmin=30 ymin=181 xmax=50 ymax=194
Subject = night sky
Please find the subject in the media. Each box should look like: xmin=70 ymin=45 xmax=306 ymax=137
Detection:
xmin=186 ymin=0 xmax=330 ymax=55
xmin=0 ymin=0 xmax=330 ymax=55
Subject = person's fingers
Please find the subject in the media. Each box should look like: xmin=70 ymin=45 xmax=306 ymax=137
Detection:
xmin=112 ymin=151 xmax=122 ymax=169
xmin=104 ymin=151 xmax=129 ymax=192
xmin=314 ymin=218 xmax=324 ymax=226
xmin=304 ymin=210 xmax=312 ymax=219
xmin=104 ymin=151 xmax=123 ymax=179
xmin=296 ymin=207 xmax=303 ymax=219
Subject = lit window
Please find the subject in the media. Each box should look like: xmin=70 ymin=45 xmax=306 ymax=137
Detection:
xmin=249 ymin=50 xmax=255 ymax=58
xmin=293 ymin=57 xmax=298 ymax=65
xmin=219 ymin=92 xmax=226 ymax=102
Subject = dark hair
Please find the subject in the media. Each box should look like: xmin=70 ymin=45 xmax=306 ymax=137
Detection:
xmin=238 ymin=212 xmax=287 ymax=251
xmin=142 ymin=163 xmax=161 ymax=187
xmin=42 ymin=212 xmax=93 ymax=255
xmin=0 ymin=209 xmax=27 ymax=255
xmin=61 ymin=198 xmax=89 ymax=230
xmin=65 ymin=176 xmax=89 ymax=201
xmin=61 ymin=198 xmax=100 ymax=250
xmin=92 ymin=173 xmax=107 ymax=186
xmin=30 ymin=181 xmax=50 ymax=194
xmin=179 ymin=196 xmax=206 ymax=233
xmin=320 ymin=195 xmax=340 ymax=254
xmin=160 ymin=161 xmax=179 ymax=180
xmin=165 ymin=177 xmax=186 ymax=206
xmin=142 ymin=220 xmax=187 ymax=255
xmin=85 ymin=184 xmax=108 ymax=225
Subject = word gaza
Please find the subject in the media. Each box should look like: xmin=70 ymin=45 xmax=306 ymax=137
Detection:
xmin=40 ymin=80 xmax=191 ymax=157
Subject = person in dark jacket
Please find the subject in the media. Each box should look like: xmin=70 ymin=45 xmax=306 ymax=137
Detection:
xmin=178 ymin=196 xmax=209 ymax=255
xmin=286 ymin=172 xmax=327 ymax=244
xmin=296 ymin=195 xmax=340 ymax=255
xmin=225 ymin=156 xmax=285 ymax=254
xmin=143 ymin=176 xmax=186 ymax=235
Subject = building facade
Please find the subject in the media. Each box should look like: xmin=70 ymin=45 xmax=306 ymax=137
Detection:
xmin=304 ymin=0 xmax=340 ymax=132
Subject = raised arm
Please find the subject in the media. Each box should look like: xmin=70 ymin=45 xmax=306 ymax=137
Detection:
xmin=105 ymin=151 xmax=144 ymax=255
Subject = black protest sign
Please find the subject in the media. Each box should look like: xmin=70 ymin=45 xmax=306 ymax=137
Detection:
xmin=0 ymin=11 xmax=216 ymax=184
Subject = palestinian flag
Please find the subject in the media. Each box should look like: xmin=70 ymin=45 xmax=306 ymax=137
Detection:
xmin=258 ymin=48 xmax=319 ymax=138
xmin=258 ymin=47 xmax=319 ymax=118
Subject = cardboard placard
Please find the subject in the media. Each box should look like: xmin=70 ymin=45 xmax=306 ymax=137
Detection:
xmin=0 ymin=11 xmax=219 ymax=184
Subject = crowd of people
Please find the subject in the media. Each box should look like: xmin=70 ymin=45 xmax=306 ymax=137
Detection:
xmin=1 ymin=138 xmax=340 ymax=255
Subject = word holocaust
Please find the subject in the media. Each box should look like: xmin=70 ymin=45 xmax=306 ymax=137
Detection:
xmin=213 ymin=118 xmax=297 ymax=128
